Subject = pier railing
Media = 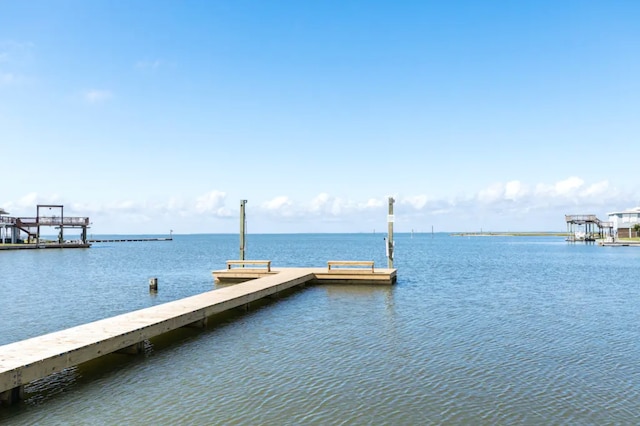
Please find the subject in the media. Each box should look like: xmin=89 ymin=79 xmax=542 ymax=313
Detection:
xmin=565 ymin=215 xmax=613 ymax=228
xmin=565 ymin=214 xmax=598 ymax=223
xmin=15 ymin=217 xmax=90 ymax=227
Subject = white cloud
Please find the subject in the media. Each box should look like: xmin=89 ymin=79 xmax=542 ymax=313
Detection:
xmin=555 ymin=176 xmax=584 ymax=194
xmin=262 ymin=196 xmax=293 ymax=211
xmin=259 ymin=196 xmax=298 ymax=219
xmin=110 ymin=200 xmax=137 ymax=211
xmin=84 ymin=89 xmax=113 ymax=103
xmin=3 ymin=176 xmax=637 ymax=233
xmin=195 ymin=190 xmax=230 ymax=216
xmin=579 ymin=180 xmax=609 ymax=198
xmin=504 ymin=180 xmax=527 ymax=200
xmin=309 ymin=193 xmax=330 ymax=212
xmin=329 ymin=197 xmax=346 ymax=215
xmin=474 ymin=181 xmax=527 ymax=204
xmin=309 ymin=193 xmax=376 ymax=216
xmin=167 ymin=196 xmax=185 ymax=211
xmin=15 ymin=192 xmax=39 ymax=209
xmin=478 ymin=182 xmax=504 ymax=203
xmin=364 ymin=197 xmax=385 ymax=208
xmin=6 ymin=192 xmax=61 ymax=211
xmin=401 ymin=195 xmax=428 ymax=209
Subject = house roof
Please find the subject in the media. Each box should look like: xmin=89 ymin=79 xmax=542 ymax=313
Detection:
xmin=0 ymin=208 xmax=8 ymax=215
xmin=608 ymin=207 xmax=640 ymax=215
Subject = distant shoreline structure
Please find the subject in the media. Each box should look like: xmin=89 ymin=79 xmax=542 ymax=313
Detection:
xmin=450 ymin=232 xmax=566 ymax=237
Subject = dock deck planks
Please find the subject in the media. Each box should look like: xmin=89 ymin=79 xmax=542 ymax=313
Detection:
xmin=0 ymin=265 xmax=396 ymax=405
xmin=0 ymin=268 xmax=314 ymax=403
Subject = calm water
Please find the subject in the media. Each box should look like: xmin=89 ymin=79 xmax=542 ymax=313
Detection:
xmin=1 ymin=233 xmax=639 ymax=424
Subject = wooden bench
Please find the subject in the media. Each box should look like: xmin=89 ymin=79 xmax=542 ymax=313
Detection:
xmin=327 ymin=260 xmax=375 ymax=272
xmin=226 ymin=260 xmax=271 ymax=272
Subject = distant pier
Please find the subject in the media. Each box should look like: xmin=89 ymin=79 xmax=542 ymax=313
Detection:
xmin=0 ymin=261 xmax=396 ymax=406
xmin=89 ymin=237 xmax=173 ymax=243
xmin=0 ymin=204 xmax=91 ymax=250
xmin=0 ymin=242 xmax=90 ymax=251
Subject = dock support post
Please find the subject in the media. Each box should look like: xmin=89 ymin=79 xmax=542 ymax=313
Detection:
xmin=116 ymin=341 xmax=145 ymax=355
xmin=387 ymin=197 xmax=395 ymax=269
xmin=240 ymin=199 xmax=247 ymax=261
xmin=185 ymin=317 xmax=208 ymax=328
xmin=149 ymin=277 xmax=158 ymax=292
xmin=0 ymin=386 xmax=24 ymax=406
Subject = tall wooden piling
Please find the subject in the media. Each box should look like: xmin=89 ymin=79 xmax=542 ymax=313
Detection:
xmin=387 ymin=197 xmax=395 ymax=269
xmin=240 ymin=200 xmax=247 ymax=261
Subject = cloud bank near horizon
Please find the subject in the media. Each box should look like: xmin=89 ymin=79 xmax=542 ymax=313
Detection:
xmin=2 ymin=177 xmax=637 ymax=234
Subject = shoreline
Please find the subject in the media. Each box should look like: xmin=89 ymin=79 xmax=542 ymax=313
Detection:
xmin=450 ymin=232 xmax=567 ymax=237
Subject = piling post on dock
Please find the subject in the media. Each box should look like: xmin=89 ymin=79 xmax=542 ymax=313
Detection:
xmin=240 ymin=200 xmax=247 ymax=261
xmin=387 ymin=197 xmax=395 ymax=269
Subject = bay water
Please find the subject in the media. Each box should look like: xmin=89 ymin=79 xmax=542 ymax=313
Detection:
xmin=1 ymin=234 xmax=639 ymax=424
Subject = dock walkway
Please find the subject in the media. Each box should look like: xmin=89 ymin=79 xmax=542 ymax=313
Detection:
xmin=0 ymin=265 xmax=396 ymax=405
xmin=599 ymin=241 xmax=640 ymax=247
xmin=0 ymin=269 xmax=314 ymax=405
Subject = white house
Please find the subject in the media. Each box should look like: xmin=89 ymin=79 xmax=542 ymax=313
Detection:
xmin=608 ymin=207 xmax=640 ymax=238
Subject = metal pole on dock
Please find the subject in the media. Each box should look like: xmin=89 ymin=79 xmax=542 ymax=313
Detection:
xmin=240 ymin=200 xmax=247 ymax=261
xmin=387 ymin=197 xmax=395 ymax=269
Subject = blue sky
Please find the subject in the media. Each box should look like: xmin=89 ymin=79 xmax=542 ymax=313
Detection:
xmin=1 ymin=1 xmax=639 ymax=234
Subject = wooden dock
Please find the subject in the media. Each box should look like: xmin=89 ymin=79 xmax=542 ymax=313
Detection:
xmin=0 ymin=262 xmax=396 ymax=405
xmin=214 ymin=264 xmax=396 ymax=285
xmin=599 ymin=241 xmax=640 ymax=247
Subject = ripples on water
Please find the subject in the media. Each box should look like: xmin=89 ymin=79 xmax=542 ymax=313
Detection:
xmin=1 ymin=234 xmax=639 ymax=424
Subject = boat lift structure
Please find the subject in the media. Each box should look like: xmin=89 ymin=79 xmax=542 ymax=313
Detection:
xmin=565 ymin=214 xmax=613 ymax=242
xmin=0 ymin=205 xmax=90 ymax=249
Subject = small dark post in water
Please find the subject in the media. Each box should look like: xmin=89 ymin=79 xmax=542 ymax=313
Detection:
xmin=387 ymin=197 xmax=395 ymax=269
xmin=149 ymin=278 xmax=158 ymax=292
xmin=240 ymin=199 xmax=247 ymax=261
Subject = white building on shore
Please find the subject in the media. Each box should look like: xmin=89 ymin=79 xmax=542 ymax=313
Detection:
xmin=608 ymin=207 xmax=640 ymax=238
xmin=0 ymin=208 xmax=13 ymax=243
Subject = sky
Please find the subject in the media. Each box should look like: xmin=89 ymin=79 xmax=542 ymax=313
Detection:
xmin=1 ymin=0 xmax=639 ymax=234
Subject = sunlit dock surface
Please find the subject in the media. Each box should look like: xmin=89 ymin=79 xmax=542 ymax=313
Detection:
xmin=214 ymin=261 xmax=396 ymax=285
xmin=0 ymin=262 xmax=395 ymax=405
xmin=599 ymin=241 xmax=640 ymax=247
